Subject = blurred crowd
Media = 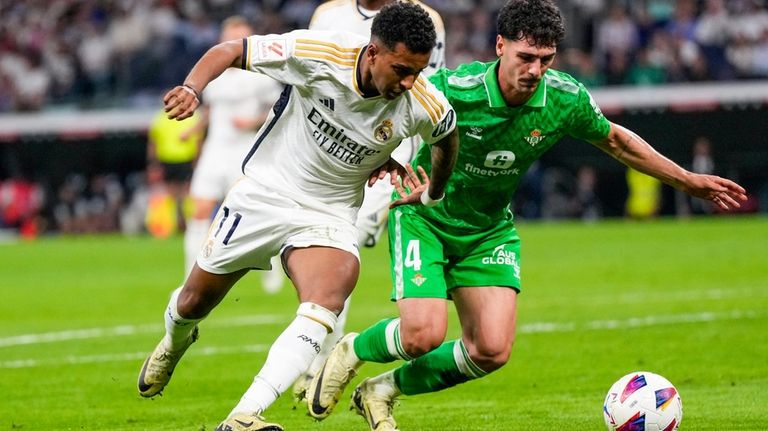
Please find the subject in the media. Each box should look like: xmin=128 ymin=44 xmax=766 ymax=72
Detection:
xmin=1 ymin=0 xmax=768 ymax=112
xmin=1 ymin=0 xmax=766 ymax=237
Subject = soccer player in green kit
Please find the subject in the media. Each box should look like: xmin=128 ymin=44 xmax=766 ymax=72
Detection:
xmin=307 ymin=1 xmax=748 ymax=430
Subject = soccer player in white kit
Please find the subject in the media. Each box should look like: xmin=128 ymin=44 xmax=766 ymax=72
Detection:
xmin=184 ymin=16 xmax=282 ymax=277
xmin=310 ymin=0 xmax=446 ymax=247
xmin=136 ymin=3 xmax=458 ymax=430
xmin=290 ymin=0 xmax=448 ymax=400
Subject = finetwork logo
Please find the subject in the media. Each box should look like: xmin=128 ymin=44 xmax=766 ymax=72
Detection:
xmin=483 ymin=150 xmax=515 ymax=169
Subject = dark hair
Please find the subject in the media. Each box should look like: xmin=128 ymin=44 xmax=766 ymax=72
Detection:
xmin=497 ymin=0 xmax=565 ymax=47
xmin=371 ymin=2 xmax=436 ymax=54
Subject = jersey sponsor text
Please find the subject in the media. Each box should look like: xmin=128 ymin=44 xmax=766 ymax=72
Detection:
xmin=307 ymin=107 xmax=382 ymax=165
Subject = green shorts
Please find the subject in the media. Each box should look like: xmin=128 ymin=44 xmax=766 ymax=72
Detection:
xmin=388 ymin=208 xmax=521 ymax=301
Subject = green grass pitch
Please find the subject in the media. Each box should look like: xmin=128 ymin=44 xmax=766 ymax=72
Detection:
xmin=1 ymin=216 xmax=766 ymax=430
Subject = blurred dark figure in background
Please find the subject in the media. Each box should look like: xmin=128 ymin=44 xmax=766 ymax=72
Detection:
xmin=676 ymin=136 xmax=716 ymax=217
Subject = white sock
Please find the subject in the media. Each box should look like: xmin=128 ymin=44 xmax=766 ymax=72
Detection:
xmin=162 ymin=287 xmax=201 ymax=351
xmin=230 ymin=304 xmax=337 ymax=416
xmin=306 ymin=295 xmax=351 ymax=376
xmin=367 ymin=370 xmax=402 ymax=399
xmin=184 ymin=218 xmax=210 ymax=276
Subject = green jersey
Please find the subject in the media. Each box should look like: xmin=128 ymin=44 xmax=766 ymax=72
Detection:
xmin=407 ymin=60 xmax=611 ymax=230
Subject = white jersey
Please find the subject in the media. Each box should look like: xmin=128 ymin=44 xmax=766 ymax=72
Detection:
xmin=203 ymin=68 xmax=281 ymax=150
xmin=190 ymin=69 xmax=282 ymax=200
xmin=309 ymin=0 xmax=446 ymax=74
xmin=240 ymin=30 xmax=455 ymax=220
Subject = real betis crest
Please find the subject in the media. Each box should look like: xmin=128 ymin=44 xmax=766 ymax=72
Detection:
xmin=410 ymin=273 xmax=427 ymax=286
xmin=524 ymin=129 xmax=545 ymax=146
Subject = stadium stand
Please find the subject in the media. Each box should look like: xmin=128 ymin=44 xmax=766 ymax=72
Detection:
xmin=0 ymin=0 xmax=766 ymax=235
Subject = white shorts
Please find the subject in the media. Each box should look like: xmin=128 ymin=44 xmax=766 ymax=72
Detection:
xmin=197 ymin=177 xmax=360 ymax=274
xmin=189 ymin=142 xmax=249 ymax=201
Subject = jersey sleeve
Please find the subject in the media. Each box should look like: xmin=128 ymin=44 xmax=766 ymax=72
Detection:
xmin=567 ymin=84 xmax=611 ymax=141
xmin=241 ymin=30 xmax=316 ymax=87
xmin=412 ymin=76 xmax=456 ymax=145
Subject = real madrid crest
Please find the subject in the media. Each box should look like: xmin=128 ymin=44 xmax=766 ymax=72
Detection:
xmin=374 ymin=119 xmax=393 ymax=142
xmin=202 ymin=240 xmax=213 ymax=258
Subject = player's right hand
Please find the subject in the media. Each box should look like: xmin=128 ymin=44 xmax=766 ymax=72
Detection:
xmin=163 ymin=85 xmax=200 ymax=120
xmin=391 ymin=164 xmax=429 ymax=208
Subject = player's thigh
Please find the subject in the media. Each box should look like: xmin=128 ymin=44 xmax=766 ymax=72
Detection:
xmin=388 ymin=208 xmax=450 ymax=301
xmin=397 ymin=297 xmax=449 ymax=348
xmin=283 ymin=203 xmax=361 ymax=311
xmin=452 ymin=286 xmax=518 ymax=349
xmin=447 ymin=220 xmax=520 ymax=350
xmin=285 ymin=246 xmax=359 ymax=312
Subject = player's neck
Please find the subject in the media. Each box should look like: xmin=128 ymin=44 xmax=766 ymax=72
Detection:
xmin=358 ymin=0 xmax=393 ymax=11
xmin=497 ymin=70 xmax=535 ymax=107
xmin=356 ymin=46 xmax=379 ymax=97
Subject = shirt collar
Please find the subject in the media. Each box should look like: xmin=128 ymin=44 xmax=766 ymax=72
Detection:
xmin=483 ymin=59 xmax=547 ymax=108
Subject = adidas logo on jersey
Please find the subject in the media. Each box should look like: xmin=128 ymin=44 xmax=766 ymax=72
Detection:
xmin=318 ymin=98 xmax=335 ymax=111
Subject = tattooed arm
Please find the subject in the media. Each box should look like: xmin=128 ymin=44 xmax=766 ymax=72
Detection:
xmin=591 ymin=122 xmax=746 ymax=211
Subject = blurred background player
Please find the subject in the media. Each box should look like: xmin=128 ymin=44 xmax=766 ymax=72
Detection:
xmin=146 ymin=105 xmax=203 ymax=236
xmin=183 ymin=16 xmax=282 ymax=277
xmin=290 ymin=0 xmax=447 ymax=400
xmin=625 ymin=167 xmax=662 ymax=219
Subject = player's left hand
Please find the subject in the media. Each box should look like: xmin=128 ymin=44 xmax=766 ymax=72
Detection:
xmin=684 ymin=173 xmax=747 ymax=211
xmin=391 ymin=164 xmax=429 ymax=208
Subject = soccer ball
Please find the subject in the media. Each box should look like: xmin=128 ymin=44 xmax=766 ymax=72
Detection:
xmin=603 ymin=371 xmax=683 ymax=431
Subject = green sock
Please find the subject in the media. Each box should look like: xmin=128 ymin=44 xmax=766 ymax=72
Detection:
xmin=354 ymin=318 xmax=412 ymax=363
xmin=393 ymin=339 xmax=488 ymax=395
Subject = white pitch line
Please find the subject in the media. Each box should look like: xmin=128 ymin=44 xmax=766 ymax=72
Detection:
xmin=0 ymin=344 xmax=270 ymax=369
xmin=0 ymin=314 xmax=285 ymax=348
xmin=4 ymin=287 xmax=762 ymax=349
xmin=1 ymin=309 xmax=763 ymax=369
xmin=518 ymin=309 xmax=762 ymax=334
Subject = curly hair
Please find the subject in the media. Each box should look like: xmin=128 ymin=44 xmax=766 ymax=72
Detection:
xmin=497 ymin=0 xmax=565 ymax=47
xmin=371 ymin=2 xmax=436 ymax=54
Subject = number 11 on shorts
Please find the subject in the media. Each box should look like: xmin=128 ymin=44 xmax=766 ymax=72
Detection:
xmin=214 ymin=206 xmax=242 ymax=245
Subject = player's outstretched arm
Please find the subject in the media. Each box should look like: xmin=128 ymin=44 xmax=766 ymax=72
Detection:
xmin=592 ymin=122 xmax=747 ymax=211
xmin=164 ymin=40 xmax=245 ymax=121
xmin=426 ymin=128 xmax=459 ymax=200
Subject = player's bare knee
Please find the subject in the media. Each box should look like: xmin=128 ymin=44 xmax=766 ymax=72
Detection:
xmin=400 ymin=327 xmax=444 ymax=358
xmin=175 ymin=288 xmax=210 ymax=319
xmin=299 ymin=290 xmax=348 ymax=315
xmin=470 ymin=343 xmax=512 ymax=372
